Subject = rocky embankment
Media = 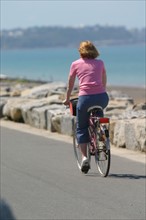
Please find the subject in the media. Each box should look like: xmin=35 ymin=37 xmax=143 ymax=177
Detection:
xmin=0 ymin=80 xmax=146 ymax=152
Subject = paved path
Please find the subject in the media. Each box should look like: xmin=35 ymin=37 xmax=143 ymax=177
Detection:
xmin=1 ymin=121 xmax=146 ymax=220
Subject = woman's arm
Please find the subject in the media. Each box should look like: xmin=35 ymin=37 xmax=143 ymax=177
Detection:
xmin=102 ymin=68 xmax=107 ymax=89
xmin=63 ymin=74 xmax=76 ymax=105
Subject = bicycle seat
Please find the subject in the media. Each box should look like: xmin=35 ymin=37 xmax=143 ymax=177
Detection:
xmin=87 ymin=105 xmax=103 ymax=113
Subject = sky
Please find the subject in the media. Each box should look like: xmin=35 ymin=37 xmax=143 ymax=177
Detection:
xmin=1 ymin=0 xmax=145 ymax=30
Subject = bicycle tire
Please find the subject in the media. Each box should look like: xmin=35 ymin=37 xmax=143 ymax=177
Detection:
xmin=72 ymin=118 xmax=91 ymax=173
xmin=95 ymin=150 xmax=111 ymax=177
xmin=88 ymin=125 xmax=110 ymax=177
xmin=95 ymin=138 xmax=111 ymax=177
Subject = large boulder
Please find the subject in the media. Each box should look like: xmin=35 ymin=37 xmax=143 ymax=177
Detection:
xmin=112 ymin=120 xmax=126 ymax=148
xmin=108 ymin=90 xmax=134 ymax=104
xmin=112 ymin=119 xmax=146 ymax=152
xmin=22 ymin=82 xmax=66 ymax=98
xmin=3 ymin=98 xmax=29 ymax=122
xmin=30 ymin=104 xmax=64 ymax=129
xmin=60 ymin=114 xmax=74 ymax=136
xmin=46 ymin=109 xmax=65 ymax=132
xmin=2 ymin=95 xmax=61 ymax=122
xmin=132 ymin=102 xmax=146 ymax=111
xmin=105 ymin=98 xmax=134 ymax=119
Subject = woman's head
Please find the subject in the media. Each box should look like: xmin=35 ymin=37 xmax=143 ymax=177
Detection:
xmin=78 ymin=41 xmax=100 ymax=59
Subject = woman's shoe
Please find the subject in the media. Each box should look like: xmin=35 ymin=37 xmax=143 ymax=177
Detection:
xmin=81 ymin=157 xmax=90 ymax=173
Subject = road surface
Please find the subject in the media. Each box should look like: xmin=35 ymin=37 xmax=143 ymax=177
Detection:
xmin=1 ymin=123 xmax=145 ymax=220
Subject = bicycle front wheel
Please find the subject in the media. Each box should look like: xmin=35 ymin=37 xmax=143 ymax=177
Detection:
xmin=72 ymin=118 xmax=90 ymax=173
xmin=95 ymin=141 xmax=111 ymax=177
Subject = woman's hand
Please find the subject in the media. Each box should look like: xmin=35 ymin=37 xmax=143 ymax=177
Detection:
xmin=62 ymin=99 xmax=70 ymax=106
xmin=63 ymin=74 xmax=76 ymax=106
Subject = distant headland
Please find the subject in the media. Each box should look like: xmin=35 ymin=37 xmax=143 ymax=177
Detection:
xmin=1 ymin=24 xmax=145 ymax=49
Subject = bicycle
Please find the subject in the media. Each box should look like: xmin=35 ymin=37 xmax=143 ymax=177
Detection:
xmin=69 ymin=98 xmax=111 ymax=177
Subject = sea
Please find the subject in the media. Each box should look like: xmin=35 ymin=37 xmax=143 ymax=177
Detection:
xmin=1 ymin=44 xmax=145 ymax=87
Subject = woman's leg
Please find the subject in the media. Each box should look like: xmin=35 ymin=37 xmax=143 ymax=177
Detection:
xmin=76 ymin=96 xmax=90 ymax=144
xmin=80 ymin=143 xmax=88 ymax=158
xmin=76 ymin=96 xmax=90 ymax=161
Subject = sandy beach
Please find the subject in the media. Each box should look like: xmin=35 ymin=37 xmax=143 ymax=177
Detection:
xmin=107 ymin=85 xmax=145 ymax=104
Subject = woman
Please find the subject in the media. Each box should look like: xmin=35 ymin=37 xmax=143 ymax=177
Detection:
xmin=63 ymin=41 xmax=109 ymax=173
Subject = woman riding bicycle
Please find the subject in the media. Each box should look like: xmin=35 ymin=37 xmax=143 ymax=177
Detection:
xmin=63 ymin=41 xmax=109 ymax=173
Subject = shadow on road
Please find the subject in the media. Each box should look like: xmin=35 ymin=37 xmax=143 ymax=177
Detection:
xmin=109 ymin=173 xmax=146 ymax=179
xmin=85 ymin=172 xmax=146 ymax=179
xmin=0 ymin=199 xmax=16 ymax=220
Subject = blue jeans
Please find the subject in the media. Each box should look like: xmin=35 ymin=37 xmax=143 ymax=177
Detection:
xmin=76 ymin=92 xmax=109 ymax=144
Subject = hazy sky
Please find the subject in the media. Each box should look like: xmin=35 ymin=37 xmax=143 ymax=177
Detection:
xmin=1 ymin=0 xmax=145 ymax=30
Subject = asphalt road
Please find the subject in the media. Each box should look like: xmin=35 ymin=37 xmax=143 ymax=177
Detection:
xmin=1 ymin=126 xmax=146 ymax=220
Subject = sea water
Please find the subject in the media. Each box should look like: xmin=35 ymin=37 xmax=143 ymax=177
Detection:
xmin=1 ymin=45 xmax=145 ymax=87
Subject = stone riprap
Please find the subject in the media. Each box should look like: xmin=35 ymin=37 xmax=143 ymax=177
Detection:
xmin=0 ymin=82 xmax=146 ymax=152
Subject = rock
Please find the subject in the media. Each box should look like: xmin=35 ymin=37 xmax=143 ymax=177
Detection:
xmin=114 ymin=97 xmax=134 ymax=104
xmin=14 ymin=95 xmax=60 ymax=124
xmin=46 ymin=109 xmax=65 ymax=132
xmin=112 ymin=119 xmax=146 ymax=152
xmin=133 ymin=103 xmax=146 ymax=111
xmin=109 ymin=120 xmax=116 ymax=144
xmin=1 ymin=81 xmax=145 ymax=153
xmin=2 ymin=95 xmax=60 ymax=123
xmin=105 ymin=99 xmax=133 ymax=119
xmin=21 ymin=89 xmax=32 ymax=97
xmin=105 ymin=109 xmax=125 ymax=119
xmin=106 ymin=99 xmax=133 ymax=111
xmin=25 ymin=82 xmax=66 ymax=98
xmin=0 ymin=99 xmax=7 ymax=118
xmin=121 ymin=110 xmax=146 ymax=119
xmin=30 ymin=104 xmax=64 ymax=129
xmin=10 ymin=90 xmax=21 ymax=97
xmin=52 ymin=115 xmax=62 ymax=133
xmin=5 ymin=87 xmax=11 ymax=93
xmin=60 ymin=114 xmax=74 ymax=136
xmin=10 ymin=108 xmax=23 ymax=122
xmin=125 ymin=122 xmax=140 ymax=151
xmin=3 ymin=98 xmax=29 ymax=122
xmin=46 ymin=110 xmax=56 ymax=132
xmin=28 ymin=105 xmax=49 ymax=129
xmin=134 ymin=121 xmax=146 ymax=152
xmin=108 ymin=90 xmax=133 ymax=101
xmin=113 ymin=120 xmax=126 ymax=148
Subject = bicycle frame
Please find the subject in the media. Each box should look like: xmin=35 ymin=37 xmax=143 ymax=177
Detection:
xmin=88 ymin=115 xmax=99 ymax=155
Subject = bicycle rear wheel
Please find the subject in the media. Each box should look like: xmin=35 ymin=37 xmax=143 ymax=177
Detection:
xmin=95 ymin=139 xmax=111 ymax=177
xmin=72 ymin=118 xmax=90 ymax=173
